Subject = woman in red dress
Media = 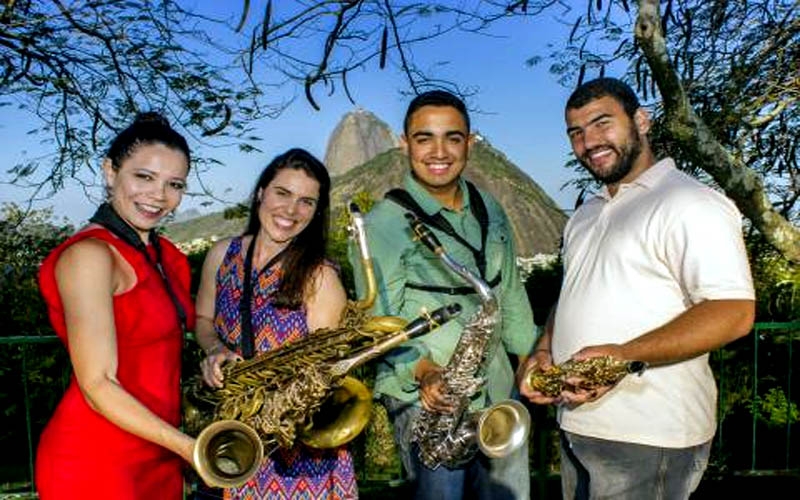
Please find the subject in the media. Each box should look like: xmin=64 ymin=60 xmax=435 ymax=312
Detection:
xmin=35 ymin=112 xmax=198 ymax=500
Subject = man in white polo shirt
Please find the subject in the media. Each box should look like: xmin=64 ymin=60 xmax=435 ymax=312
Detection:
xmin=519 ymin=77 xmax=755 ymax=499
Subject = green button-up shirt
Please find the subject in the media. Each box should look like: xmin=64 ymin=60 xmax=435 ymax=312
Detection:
xmin=348 ymin=173 xmax=535 ymax=410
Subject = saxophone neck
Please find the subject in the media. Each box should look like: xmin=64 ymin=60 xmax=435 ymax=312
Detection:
xmin=439 ymin=252 xmax=495 ymax=305
xmin=405 ymin=212 xmax=496 ymax=306
xmin=331 ymin=303 xmax=462 ymax=376
xmin=348 ymin=202 xmax=377 ymax=310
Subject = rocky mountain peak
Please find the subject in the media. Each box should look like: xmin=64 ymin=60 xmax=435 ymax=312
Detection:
xmin=323 ymin=108 xmax=398 ymax=176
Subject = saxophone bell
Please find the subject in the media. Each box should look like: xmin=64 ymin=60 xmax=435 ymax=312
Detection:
xmin=193 ymin=420 xmax=265 ymax=488
xmin=477 ymin=399 xmax=531 ymax=459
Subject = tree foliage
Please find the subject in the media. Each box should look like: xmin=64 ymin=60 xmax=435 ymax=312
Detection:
xmin=234 ymin=0 xmax=799 ymax=260
xmin=0 ymin=203 xmax=72 ymax=336
xmin=1 ymin=0 xmax=270 ymax=200
xmin=3 ymin=1 xmax=798 ymax=261
xmin=525 ymin=0 xmax=799 ymax=260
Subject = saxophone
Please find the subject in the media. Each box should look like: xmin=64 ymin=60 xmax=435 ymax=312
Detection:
xmin=407 ymin=213 xmax=531 ymax=470
xmin=185 ymin=203 xmax=462 ymax=487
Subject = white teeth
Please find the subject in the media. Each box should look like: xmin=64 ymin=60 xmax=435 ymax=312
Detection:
xmin=428 ymin=163 xmax=449 ymax=171
xmin=590 ymin=149 xmax=612 ymax=160
xmin=273 ymin=217 xmax=294 ymax=229
xmin=137 ymin=203 xmax=162 ymax=214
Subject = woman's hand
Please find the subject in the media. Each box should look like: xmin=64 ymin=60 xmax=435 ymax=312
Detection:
xmin=200 ymin=344 xmax=242 ymax=389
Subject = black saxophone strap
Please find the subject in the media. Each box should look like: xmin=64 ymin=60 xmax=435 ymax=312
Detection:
xmin=239 ymin=234 xmax=287 ymax=359
xmin=385 ymin=181 xmax=502 ymax=295
xmin=89 ymin=203 xmax=187 ymax=333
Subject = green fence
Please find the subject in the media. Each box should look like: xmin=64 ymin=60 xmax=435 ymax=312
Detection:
xmin=713 ymin=320 xmax=800 ymax=475
xmin=2 ymin=321 xmax=798 ymax=498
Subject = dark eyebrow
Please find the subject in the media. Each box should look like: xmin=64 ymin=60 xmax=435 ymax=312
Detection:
xmin=566 ymin=113 xmax=613 ymax=134
xmin=445 ymin=131 xmax=467 ymax=139
xmin=410 ymin=131 xmax=433 ymax=139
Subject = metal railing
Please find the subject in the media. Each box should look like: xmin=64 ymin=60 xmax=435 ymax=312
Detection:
xmin=713 ymin=320 xmax=800 ymax=475
xmin=2 ymin=321 xmax=798 ymax=498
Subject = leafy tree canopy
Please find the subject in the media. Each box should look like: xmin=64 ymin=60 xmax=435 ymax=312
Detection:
xmin=1 ymin=0 xmax=272 ymax=201
xmin=1 ymin=0 xmax=798 ymax=262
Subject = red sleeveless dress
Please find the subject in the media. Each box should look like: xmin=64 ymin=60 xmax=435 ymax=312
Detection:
xmin=35 ymin=227 xmax=195 ymax=500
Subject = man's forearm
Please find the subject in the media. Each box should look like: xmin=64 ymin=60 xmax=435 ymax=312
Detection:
xmin=620 ymin=299 xmax=755 ymax=365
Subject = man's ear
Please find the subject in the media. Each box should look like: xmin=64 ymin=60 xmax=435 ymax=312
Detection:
xmin=634 ymin=108 xmax=651 ymax=136
xmin=400 ymin=134 xmax=409 ymax=155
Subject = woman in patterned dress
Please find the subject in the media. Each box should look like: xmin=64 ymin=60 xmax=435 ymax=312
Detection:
xmin=195 ymin=148 xmax=358 ymax=499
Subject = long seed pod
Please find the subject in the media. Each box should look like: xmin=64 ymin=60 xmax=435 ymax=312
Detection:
xmin=620 ymin=0 xmax=630 ymax=13
xmin=248 ymin=26 xmax=257 ymax=74
xmin=662 ymin=0 xmax=673 ymax=34
xmin=236 ymin=0 xmax=250 ymax=33
xmin=379 ymin=25 xmax=388 ymax=69
xmin=578 ymin=63 xmax=586 ymax=86
xmin=305 ymin=76 xmax=320 ymax=111
xmin=612 ymin=38 xmax=629 ymax=56
xmin=261 ymin=0 xmax=272 ymax=50
xmin=570 ymin=16 xmax=582 ymax=43
xmin=342 ymin=68 xmax=355 ymax=105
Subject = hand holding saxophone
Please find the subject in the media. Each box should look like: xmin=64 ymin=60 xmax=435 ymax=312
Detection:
xmin=415 ymin=358 xmax=458 ymax=414
xmin=200 ymin=343 xmax=243 ymax=389
xmin=518 ymin=349 xmax=561 ymax=405
xmin=521 ymin=345 xmax=647 ymax=406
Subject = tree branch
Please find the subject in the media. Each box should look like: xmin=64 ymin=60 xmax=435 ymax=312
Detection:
xmin=635 ymin=0 xmax=800 ymax=262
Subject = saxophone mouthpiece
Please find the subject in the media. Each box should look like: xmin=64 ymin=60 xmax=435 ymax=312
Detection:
xmin=405 ymin=212 xmax=443 ymax=254
xmin=403 ymin=303 xmax=462 ymax=340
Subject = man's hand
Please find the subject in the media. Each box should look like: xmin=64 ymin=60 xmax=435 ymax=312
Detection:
xmin=560 ymin=343 xmax=626 ymax=406
xmin=416 ymin=358 xmax=457 ymax=413
xmin=519 ymin=349 xmax=561 ymax=405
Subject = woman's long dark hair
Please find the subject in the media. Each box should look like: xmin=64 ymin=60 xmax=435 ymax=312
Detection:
xmin=244 ymin=148 xmax=331 ymax=309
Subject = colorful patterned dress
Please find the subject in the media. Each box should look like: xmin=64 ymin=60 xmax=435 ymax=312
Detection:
xmin=214 ymin=236 xmax=358 ymax=500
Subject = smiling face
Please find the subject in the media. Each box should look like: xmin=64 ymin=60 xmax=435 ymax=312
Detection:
xmin=402 ymin=104 xmax=474 ymax=207
xmin=103 ymin=143 xmax=189 ymax=242
xmin=256 ymin=167 xmax=321 ymax=247
xmin=566 ymin=95 xmax=651 ymax=194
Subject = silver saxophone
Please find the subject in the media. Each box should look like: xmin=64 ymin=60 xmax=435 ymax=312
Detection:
xmin=406 ymin=213 xmax=531 ymax=470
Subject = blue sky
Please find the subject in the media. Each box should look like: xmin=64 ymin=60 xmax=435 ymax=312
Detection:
xmin=0 ymin=3 xmax=584 ymax=224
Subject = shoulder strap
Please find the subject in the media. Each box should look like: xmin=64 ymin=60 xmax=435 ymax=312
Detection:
xmin=464 ymin=181 xmax=489 ymax=276
xmin=385 ymin=181 xmax=490 ymax=278
xmin=89 ymin=203 xmax=187 ymax=333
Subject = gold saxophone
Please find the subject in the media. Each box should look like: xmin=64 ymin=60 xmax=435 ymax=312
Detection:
xmin=185 ymin=203 xmax=462 ymax=488
xmin=525 ymin=356 xmax=647 ymax=397
xmin=406 ymin=213 xmax=531 ymax=470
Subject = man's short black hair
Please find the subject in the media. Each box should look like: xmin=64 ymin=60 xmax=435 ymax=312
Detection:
xmin=403 ymin=90 xmax=470 ymax=134
xmin=566 ymin=77 xmax=641 ymax=118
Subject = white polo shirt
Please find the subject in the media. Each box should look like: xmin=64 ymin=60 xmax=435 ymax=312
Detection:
xmin=553 ymin=158 xmax=755 ymax=448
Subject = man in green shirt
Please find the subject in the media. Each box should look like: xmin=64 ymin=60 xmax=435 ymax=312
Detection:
xmin=349 ymin=90 xmax=535 ymax=499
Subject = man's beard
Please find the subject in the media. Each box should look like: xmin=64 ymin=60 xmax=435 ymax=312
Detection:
xmin=581 ymin=125 xmax=642 ymax=185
